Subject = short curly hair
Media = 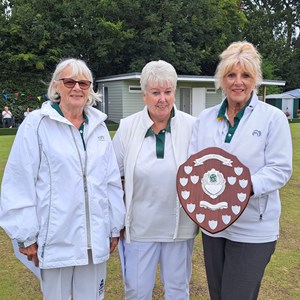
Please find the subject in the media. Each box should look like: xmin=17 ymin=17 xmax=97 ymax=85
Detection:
xmin=140 ymin=60 xmax=177 ymax=92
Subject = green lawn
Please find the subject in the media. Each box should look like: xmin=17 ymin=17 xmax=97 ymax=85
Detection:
xmin=0 ymin=124 xmax=299 ymax=299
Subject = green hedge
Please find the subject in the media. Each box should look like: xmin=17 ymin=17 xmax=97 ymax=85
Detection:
xmin=1 ymin=120 xmax=298 ymax=135
xmin=288 ymin=118 xmax=300 ymax=123
xmin=0 ymin=128 xmax=18 ymax=135
xmin=0 ymin=124 xmax=119 ymax=136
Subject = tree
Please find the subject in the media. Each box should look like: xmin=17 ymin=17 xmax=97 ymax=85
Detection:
xmin=241 ymin=0 xmax=300 ymax=90
xmin=0 ymin=0 xmax=134 ymax=119
xmin=0 ymin=0 xmax=249 ymax=77
xmin=109 ymin=0 xmax=247 ymax=75
xmin=1 ymin=0 xmax=299 ymax=119
xmin=1 ymin=0 xmax=133 ymax=76
xmin=279 ymin=48 xmax=300 ymax=90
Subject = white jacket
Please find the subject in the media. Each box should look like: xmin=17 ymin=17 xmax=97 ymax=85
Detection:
xmin=113 ymin=105 xmax=198 ymax=243
xmin=0 ymin=101 xmax=125 ymax=269
xmin=189 ymin=93 xmax=293 ymax=243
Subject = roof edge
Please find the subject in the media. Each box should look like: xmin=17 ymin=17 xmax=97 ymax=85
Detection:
xmin=96 ymin=73 xmax=285 ymax=86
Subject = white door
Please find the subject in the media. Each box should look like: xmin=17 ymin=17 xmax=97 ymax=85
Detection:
xmin=192 ymin=88 xmax=206 ymax=117
xmin=180 ymin=88 xmax=191 ymax=114
xmin=282 ymin=99 xmax=293 ymax=119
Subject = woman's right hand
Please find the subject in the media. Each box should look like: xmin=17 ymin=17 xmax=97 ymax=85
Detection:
xmin=19 ymin=242 xmax=39 ymax=267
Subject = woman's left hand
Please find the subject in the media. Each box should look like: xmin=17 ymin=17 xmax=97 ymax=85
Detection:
xmin=19 ymin=242 xmax=39 ymax=267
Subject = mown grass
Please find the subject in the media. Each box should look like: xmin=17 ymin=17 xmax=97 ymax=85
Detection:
xmin=0 ymin=124 xmax=299 ymax=299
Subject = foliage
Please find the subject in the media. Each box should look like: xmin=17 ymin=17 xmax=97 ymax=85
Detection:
xmin=107 ymin=0 xmax=246 ymax=75
xmin=0 ymin=0 xmax=299 ymax=117
xmin=1 ymin=0 xmax=247 ymax=77
xmin=241 ymin=0 xmax=300 ymax=90
xmin=0 ymin=72 xmax=49 ymax=125
xmin=279 ymin=48 xmax=300 ymax=90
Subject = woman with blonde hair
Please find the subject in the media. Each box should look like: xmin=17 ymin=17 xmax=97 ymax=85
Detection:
xmin=189 ymin=41 xmax=292 ymax=300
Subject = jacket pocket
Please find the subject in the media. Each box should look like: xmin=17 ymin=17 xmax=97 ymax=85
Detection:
xmin=257 ymin=195 xmax=269 ymax=221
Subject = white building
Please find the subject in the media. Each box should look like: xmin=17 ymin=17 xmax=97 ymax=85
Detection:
xmin=96 ymin=73 xmax=285 ymax=123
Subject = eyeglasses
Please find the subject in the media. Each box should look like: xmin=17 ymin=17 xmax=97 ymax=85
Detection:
xmin=59 ymin=78 xmax=91 ymax=90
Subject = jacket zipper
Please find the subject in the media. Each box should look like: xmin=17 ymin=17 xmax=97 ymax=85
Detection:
xmin=71 ymin=127 xmax=91 ymax=248
xmin=40 ymin=162 xmax=52 ymax=259
xmin=257 ymin=196 xmax=268 ymax=221
xmin=37 ymin=121 xmax=52 ymax=260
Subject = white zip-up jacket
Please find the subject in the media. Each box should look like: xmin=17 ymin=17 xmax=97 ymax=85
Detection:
xmin=0 ymin=101 xmax=125 ymax=269
xmin=189 ymin=93 xmax=293 ymax=243
xmin=113 ymin=105 xmax=198 ymax=243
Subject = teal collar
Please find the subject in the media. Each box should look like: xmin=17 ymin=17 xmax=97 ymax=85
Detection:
xmin=217 ymin=97 xmax=251 ymax=143
xmin=145 ymin=107 xmax=174 ymax=158
xmin=51 ymin=102 xmax=89 ymax=124
xmin=145 ymin=107 xmax=174 ymax=138
xmin=51 ymin=102 xmax=88 ymax=150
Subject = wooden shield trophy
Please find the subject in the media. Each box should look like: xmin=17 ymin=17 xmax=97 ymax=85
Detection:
xmin=177 ymin=147 xmax=252 ymax=234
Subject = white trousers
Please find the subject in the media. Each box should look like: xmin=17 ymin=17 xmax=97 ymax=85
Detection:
xmin=122 ymin=239 xmax=194 ymax=300
xmin=40 ymin=251 xmax=106 ymax=300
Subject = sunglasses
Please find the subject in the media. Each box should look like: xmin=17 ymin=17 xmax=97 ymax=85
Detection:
xmin=59 ymin=78 xmax=91 ymax=90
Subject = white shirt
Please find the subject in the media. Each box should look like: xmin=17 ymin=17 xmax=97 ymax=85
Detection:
xmin=2 ymin=110 xmax=12 ymax=119
xmin=113 ymin=105 xmax=199 ymax=243
xmin=130 ymin=132 xmax=177 ymax=242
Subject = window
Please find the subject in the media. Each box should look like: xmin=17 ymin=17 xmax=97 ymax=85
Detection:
xmin=206 ymin=88 xmax=216 ymax=94
xmin=129 ymin=86 xmax=142 ymax=93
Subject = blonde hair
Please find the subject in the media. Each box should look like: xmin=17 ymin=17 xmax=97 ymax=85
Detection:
xmin=47 ymin=58 xmax=101 ymax=106
xmin=215 ymin=41 xmax=262 ymax=90
xmin=140 ymin=60 xmax=177 ymax=92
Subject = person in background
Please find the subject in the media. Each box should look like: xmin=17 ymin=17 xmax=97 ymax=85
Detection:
xmin=2 ymin=106 xmax=13 ymax=128
xmin=24 ymin=106 xmax=31 ymax=118
xmin=189 ymin=41 xmax=293 ymax=300
xmin=0 ymin=58 xmax=125 ymax=300
xmin=113 ymin=60 xmax=198 ymax=300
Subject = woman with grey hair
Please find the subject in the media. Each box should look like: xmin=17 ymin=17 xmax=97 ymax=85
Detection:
xmin=0 ymin=58 xmax=125 ymax=300
xmin=189 ymin=41 xmax=292 ymax=299
xmin=113 ymin=60 xmax=198 ymax=299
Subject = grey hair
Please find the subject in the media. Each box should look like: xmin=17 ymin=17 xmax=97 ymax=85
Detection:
xmin=47 ymin=58 xmax=102 ymax=106
xmin=215 ymin=41 xmax=262 ymax=91
xmin=140 ymin=60 xmax=177 ymax=92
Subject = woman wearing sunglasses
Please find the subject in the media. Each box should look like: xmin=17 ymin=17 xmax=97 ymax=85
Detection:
xmin=0 ymin=58 xmax=125 ymax=300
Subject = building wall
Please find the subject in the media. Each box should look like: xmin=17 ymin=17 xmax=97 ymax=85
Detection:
xmin=97 ymin=80 xmax=224 ymax=123
xmin=97 ymin=81 xmax=123 ymax=123
xmin=122 ymin=80 xmax=144 ymax=118
xmin=206 ymin=90 xmax=224 ymax=108
xmin=293 ymin=99 xmax=299 ymax=118
xmin=266 ymin=98 xmax=282 ymax=109
xmin=176 ymin=83 xmax=223 ymax=117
